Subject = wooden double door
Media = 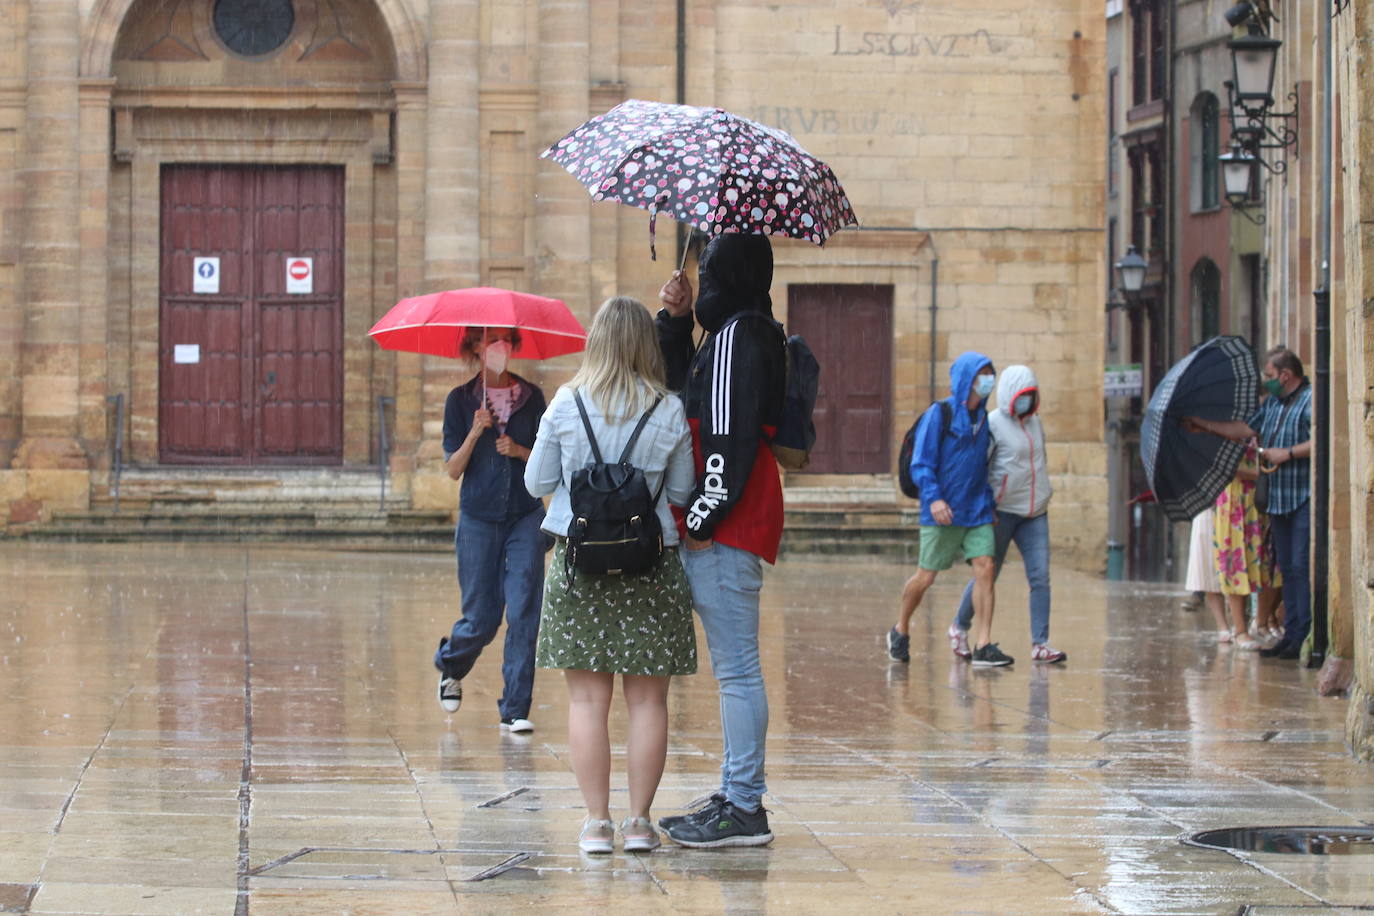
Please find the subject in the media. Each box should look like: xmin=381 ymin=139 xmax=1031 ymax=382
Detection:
xmin=159 ymin=165 xmax=344 ymax=465
xmin=788 ymin=284 xmax=893 ymax=474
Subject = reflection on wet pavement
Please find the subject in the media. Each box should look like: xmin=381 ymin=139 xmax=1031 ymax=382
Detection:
xmin=1 ymin=543 xmax=1370 ymax=914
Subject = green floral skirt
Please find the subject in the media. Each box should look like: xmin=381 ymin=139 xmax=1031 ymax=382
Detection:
xmin=536 ymin=540 xmax=697 ymax=676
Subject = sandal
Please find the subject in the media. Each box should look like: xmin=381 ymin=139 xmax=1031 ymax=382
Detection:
xmin=620 ymin=816 xmax=661 ymax=852
xmin=1234 ymin=632 xmax=1262 ymax=651
xmin=579 ymin=817 xmax=615 ymax=854
xmin=1216 ymin=629 xmax=1234 ymax=643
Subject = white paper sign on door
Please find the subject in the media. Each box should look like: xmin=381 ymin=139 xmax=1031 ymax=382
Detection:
xmin=173 ymin=344 xmax=201 ymax=364
xmin=193 ymin=257 xmax=220 ymax=294
xmin=285 ymin=257 xmax=313 ymax=294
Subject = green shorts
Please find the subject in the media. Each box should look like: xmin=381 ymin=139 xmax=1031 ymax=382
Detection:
xmin=918 ymin=522 xmax=996 ymax=571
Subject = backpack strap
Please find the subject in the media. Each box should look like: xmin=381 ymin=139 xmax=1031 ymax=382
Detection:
xmin=616 ymin=397 xmax=662 ymax=464
xmin=573 ymin=390 xmax=606 ymax=465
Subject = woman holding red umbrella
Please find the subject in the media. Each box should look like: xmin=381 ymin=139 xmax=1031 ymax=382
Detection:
xmin=433 ymin=326 xmax=548 ymax=733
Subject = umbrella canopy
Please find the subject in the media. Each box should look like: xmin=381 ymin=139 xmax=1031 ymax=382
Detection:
xmin=1140 ymin=335 xmax=1260 ymax=522
xmin=541 ymin=99 xmax=858 ymax=258
xmin=368 ymin=287 xmax=587 ymax=360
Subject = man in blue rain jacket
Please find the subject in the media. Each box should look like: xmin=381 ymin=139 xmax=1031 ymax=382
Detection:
xmin=886 ymin=351 xmax=1013 ymax=667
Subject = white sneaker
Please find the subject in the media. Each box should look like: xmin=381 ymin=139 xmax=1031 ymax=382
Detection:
xmin=579 ymin=818 xmax=615 ymax=854
xmin=947 ymin=623 xmax=971 ymax=660
xmin=500 ymin=717 xmax=534 ymax=733
xmin=437 ymin=676 xmax=462 ymax=713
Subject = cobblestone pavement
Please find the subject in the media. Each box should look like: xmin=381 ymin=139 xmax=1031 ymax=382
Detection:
xmin=0 ymin=542 xmax=1370 ymax=915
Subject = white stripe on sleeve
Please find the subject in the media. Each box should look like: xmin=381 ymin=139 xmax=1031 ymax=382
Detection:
xmin=712 ymin=323 xmax=735 ymax=435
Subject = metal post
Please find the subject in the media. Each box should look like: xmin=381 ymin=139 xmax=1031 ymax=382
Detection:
xmin=1308 ymin=2 xmax=1335 ymax=667
xmin=377 ymin=396 xmax=394 ymax=514
xmin=928 ymin=258 xmax=939 ymax=404
xmin=106 ymin=394 xmax=124 ymax=514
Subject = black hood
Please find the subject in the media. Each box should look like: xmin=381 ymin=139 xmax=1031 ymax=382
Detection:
xmin=695 ymin=234 xmax=773 ymax=333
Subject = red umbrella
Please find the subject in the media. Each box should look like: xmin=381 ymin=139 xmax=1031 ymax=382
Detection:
xmin=368 ymin=287 xmax=587 ymax=360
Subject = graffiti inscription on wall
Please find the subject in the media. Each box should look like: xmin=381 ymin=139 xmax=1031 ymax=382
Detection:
xmin=832 ymin=26 xmax=1008 ymax=57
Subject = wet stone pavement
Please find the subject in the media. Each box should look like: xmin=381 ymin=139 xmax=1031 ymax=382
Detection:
xmin=0 ymin=542 xmax=1371 ymax=915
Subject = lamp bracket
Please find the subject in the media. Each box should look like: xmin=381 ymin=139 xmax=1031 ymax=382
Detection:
xmin=1225 ymin=82 xmax=1298 ymax=175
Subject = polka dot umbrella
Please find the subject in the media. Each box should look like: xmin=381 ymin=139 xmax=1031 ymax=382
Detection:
xmin=541 ymin=99 xmax=859 ymax=261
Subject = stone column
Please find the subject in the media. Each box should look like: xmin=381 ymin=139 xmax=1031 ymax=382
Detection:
xmin=1338 ymin=0 xmax=1374 ymax=762
xmin=15 ymin=0 xmax=86 ymax=470
xmin=534 ymin=0 xmax=592 ymax=311
xmin=410 ymin=0 xmax=482 ymax=511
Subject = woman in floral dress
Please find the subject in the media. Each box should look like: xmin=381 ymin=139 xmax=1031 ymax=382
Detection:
xmin=525 ymin=296 xmax=697 ymax=854
xmin=1213 ymin=439 xmax=1280 ymax=649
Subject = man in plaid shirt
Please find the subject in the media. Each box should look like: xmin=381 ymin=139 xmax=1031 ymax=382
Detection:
xmin=1185 ymin=346 xmax=1313 ymax=660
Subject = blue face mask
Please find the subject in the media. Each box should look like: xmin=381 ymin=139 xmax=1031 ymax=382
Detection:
xmin=974 ymin=374 xmax=996 ymax=398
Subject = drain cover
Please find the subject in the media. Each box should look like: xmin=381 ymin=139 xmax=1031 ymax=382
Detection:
xmin=1185 ymin=826 xmax=1374 ymax=855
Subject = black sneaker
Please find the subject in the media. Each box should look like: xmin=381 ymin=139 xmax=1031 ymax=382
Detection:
xmin=666 ymin=801 xmax=773 ymax=848
xmin=971 ymin=642 xmax=1014 ymax=667
xmin=886 ymin=627 xmax=910 ymax=663
xmin=657 ymin=793 xmax=725 ymax=831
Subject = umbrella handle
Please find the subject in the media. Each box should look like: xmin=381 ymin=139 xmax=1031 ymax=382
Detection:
xmin=648 ymin=192 xmax=670 ymax=262
xmin=678 ymin=234 xmax=691 ymax=272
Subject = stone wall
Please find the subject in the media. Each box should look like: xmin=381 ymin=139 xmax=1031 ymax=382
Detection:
xmin=2 ymin=0 xmax=1108 ymax=572
xmin=1336 ymin=0 xmax=1374 ymax=762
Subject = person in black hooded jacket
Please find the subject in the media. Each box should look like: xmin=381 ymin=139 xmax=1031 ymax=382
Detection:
xmin=652 ymin=233 xmax=785 ymax=849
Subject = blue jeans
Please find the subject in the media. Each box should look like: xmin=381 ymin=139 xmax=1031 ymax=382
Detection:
xmin=954 ymin=511 xmax=1052 ymax=644
xmin=680 ymin=542 xmax=768 ymax=812
xmin=1269 ymin=500 xmax=1311 ymax=649
xmin=433 ymin=507 xmax=545 ymax=720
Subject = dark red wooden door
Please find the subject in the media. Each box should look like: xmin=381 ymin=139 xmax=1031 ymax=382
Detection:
xmin=787 ymin=284 xmax=893 ymax=474
xmin=160 ymin=165 xmax=343 ymax=464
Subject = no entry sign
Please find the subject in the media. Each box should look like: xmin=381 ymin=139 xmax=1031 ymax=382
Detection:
xmin=285 ymin=257 xmax=313 ymax=294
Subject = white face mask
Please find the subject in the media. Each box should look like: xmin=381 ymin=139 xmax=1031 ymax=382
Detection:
xmin=483 ymin=340 xmax=512 ymax=374
xmin=973 ymin=374 xmax=996 ymax=398
xmin=1014 ymin=393 xmax=1035 ymax=416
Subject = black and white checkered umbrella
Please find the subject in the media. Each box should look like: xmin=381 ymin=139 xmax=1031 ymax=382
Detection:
xmin=1140 ymin=335 xmax=1259 ymax=522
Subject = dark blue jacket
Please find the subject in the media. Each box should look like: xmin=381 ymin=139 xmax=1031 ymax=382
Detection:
xmin=909 ymin=351 xmax=997 ymax=527
xmin=443 ymin=373 xmax=546 ymax=522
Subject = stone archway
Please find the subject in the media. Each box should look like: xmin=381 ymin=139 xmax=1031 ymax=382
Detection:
xmin=81 ymin=0 xmax=425 ymax=80
xmin=83 ymin=0 xmax=420 ymax=468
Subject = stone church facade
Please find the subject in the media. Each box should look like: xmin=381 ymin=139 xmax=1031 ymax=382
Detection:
xmin=0 ymin=0 xmax=1109 ymax=570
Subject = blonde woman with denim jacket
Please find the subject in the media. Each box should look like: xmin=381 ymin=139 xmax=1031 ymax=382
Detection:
xmin=525 ymin=296 xmax=697 ymax=855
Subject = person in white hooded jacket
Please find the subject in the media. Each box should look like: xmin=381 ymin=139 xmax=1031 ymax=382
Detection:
xmin=948 ymin=365 xmax=1067 ymax=664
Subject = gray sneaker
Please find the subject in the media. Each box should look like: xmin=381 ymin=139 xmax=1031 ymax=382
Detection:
xmin=657 ymin=793 xmax=725 ymax=831
xmin=887 ymin=627 xmax=910 ymax=663
xmin=665 ymin=801 xmax=773 ymax=849
xmin=971 ymin=642 xmax=1014 ymax=667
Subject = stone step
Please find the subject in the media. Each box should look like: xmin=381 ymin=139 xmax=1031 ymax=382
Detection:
xmin=46 ymin=508 xmax=451 ymax=529
xmin=24 ymin=524 xmax=454 ymax=550
xmin=95 ymin=467 xmax=404 ymax=507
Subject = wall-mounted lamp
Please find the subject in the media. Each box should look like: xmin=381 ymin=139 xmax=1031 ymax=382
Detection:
xmin=1218 ymin=142 xmax=1264 ymax=224
xmin=1106 ymin=245 xmax=1149 ymax=311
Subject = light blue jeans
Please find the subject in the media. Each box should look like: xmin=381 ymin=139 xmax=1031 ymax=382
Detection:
xmin=679 ymin=541 xmax=768 ymax=812
xmin=954 ymin=511 xmax=1052 ymax=645
xmin=433 ymin=507 xmax=545 ymax=721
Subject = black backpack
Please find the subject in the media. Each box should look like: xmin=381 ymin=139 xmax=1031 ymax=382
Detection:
xmin=731 ymin=313 xmax=820 ymax=470
xmin=897 ymin=401 xmax=952 ymax=499
xmin=566 ymin=391 xmax=665 ymax=577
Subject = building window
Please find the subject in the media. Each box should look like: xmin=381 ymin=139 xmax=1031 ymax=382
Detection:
xmin=1192 ymin=93 xmax=1220 ymax=210
xmin=1128 ymin=138 xmax=1165 ymax=261
xmin=1130 ymin=1 xmax=1165 ymax=107
xmin=1192 ymin=258 xmax=1222 ymax=343
xmin=213 ymin=0 xmax=296 ymax=57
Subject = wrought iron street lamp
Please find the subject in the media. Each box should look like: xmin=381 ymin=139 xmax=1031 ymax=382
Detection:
xmin=1115 ymin=246 xmax=1148 ymax=296
xmin=1228 ymin=29 xmax=1281 ymax=116
xmin=1219 ymin=143 xmax=1256 ymax=204
xmin=1106 ymin=245 xmax=1149 ymax=312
